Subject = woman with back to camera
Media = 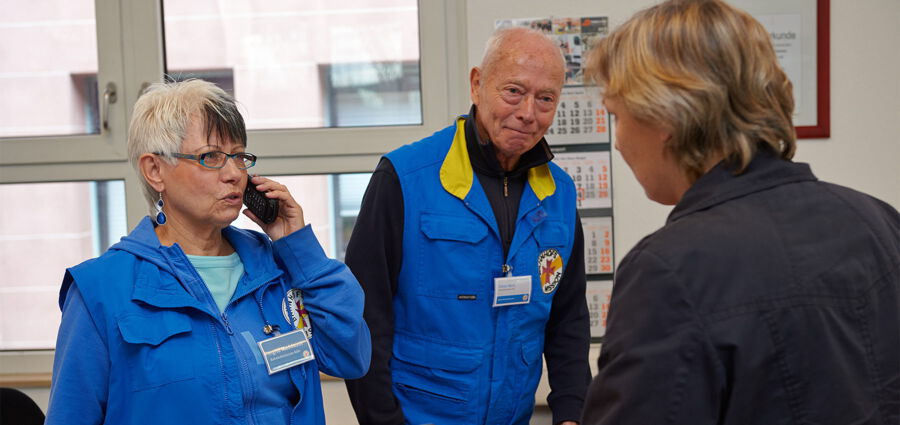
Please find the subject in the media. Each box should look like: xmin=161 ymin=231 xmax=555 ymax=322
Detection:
xmin=46 ymin=79 xmax=371 ymax=425
xmin=581 ymin=1 xmax=899 ymax=424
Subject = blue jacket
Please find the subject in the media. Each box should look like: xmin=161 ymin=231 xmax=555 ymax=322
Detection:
xmin=583 ymin=151 xmax=900 ymax=424
xmin=382 ymin=118 xmax=582 ymax=424
xmin=47 ymin=218 xmax=371 ymax=425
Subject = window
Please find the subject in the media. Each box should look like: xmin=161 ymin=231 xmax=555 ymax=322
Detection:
xmin=0 ymin=181 xmax=126 ymax=350
xmin=332 ymin=173 xmax=371 ymax=259
xmin=322 ymin=61 xmax=421 ymax=127
xmin=0 ymin=0 xmax=100 ymax=138
xmin=163 ymin=1 xmax=422 ymax=130
xmin=232 ymin=173 xmax=370 ymax=261
xmin=0 ymin=0 xmax=463 ymax=361
xmin=0 ymin=173 xmax=364 ymax=351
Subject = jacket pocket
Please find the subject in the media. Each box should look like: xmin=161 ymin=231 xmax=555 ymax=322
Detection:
xmin=117 ymin=311 xmax=195 ymax=391
xmin=391 ymin=334 xmax=483 ymax=418
xmin=535 ymin=221 xmax=568 ymax=247
xmin=420 ymin=212 xmax=488 ymax=244
xmin=520 ymin=339 xmax=542 ymax=367
xmin=416 ymin=212 xmax=490 ymax=299
xmin=512 ymin=339 xmax=544 ymax=415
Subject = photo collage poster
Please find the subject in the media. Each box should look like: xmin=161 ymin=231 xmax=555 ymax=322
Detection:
xmin=496 ymin=16 xmax=614 ymax=340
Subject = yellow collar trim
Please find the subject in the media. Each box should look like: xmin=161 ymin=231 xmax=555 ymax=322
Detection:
xmin=440 ymin=117 xmax=556 ymax=201
xmin=440 ymin=118 xmax=474 ymax=200
xmin=528 ymin=163 xmax=556 ymax=201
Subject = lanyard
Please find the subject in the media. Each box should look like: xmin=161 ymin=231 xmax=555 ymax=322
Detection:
xmin=257 ymin=279 xmax=290 ymax=335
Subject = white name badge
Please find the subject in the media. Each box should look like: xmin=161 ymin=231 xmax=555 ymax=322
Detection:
xmin=493 ymin=275 xmax=532 ymax=307
xmin=257 ymin=329 xmax=315 ymax=375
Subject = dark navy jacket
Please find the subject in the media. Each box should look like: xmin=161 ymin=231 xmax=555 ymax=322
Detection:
xmin=583 ymin=151 xmax=900 ymax=424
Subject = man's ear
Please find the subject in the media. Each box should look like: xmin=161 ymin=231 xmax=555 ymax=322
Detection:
xmin=138 ymin=153 xmax=165 ymax=193
xmin=469 ymin=67 xmax=482 ymax=106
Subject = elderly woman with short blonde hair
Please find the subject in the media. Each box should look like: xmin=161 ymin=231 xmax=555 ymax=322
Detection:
xmin=47 ymin=79 xmax=371 ymax=425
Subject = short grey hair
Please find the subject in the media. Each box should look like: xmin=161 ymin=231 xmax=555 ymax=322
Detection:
xmin=127 ymin=79 xmax=247 ymax=216
xmin=479 ymin=26 xmax=566 ymax=76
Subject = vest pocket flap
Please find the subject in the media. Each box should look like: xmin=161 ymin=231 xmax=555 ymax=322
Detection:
xmin=521 ymin=339 xmax=542 ymax=365
xmin=420 ymin=213 xmax=487 ymax=243
xmin=536 ymin=221 xmax=568 ymax=247
xmin=118 ymin=312 xmax=192 ymax=346
xmin=394 ymin=335 xmax=483 ymax=372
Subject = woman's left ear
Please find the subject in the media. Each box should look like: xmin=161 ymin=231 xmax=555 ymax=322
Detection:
xmin=660 ymin=128 xmax=674 ymax=145
xmin=138 ymin=153 xmax=165 ymax=193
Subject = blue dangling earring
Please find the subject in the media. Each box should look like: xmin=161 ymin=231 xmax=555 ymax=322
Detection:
xmin=155 ymin=193 xmax=167 ymax=225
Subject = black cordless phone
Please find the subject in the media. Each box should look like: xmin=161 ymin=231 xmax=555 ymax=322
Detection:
xmin=243 ymin=179 xmax=279 ymax=224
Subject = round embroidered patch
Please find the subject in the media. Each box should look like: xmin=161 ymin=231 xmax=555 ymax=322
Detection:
xmin=538 ymin=248 xmax=564 ymax=294
xmin=282 ymin=288 xmax=312 ymax=338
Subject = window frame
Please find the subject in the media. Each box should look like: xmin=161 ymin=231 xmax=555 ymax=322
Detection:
xmin=0 ymin=0 xmax=130 ymax=165
xmin=0 ymin=0 xmax=467 ymax=374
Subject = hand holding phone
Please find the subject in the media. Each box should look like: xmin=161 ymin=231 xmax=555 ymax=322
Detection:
xmin=243 ymin=179 xmax=279 ymax=224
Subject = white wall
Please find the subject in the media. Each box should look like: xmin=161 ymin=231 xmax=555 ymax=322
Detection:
xmin=466 ymin=0 xmax=900 ymax=259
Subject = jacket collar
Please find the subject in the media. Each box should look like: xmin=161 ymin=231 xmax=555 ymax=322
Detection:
xmin=115 ymin=217 xmax=282 ymax=311
xmin=440 ymin=112 xmax=557 ymax=201
xmin=668 ymin=149 xmax=818 ymax=224
xmin=464 ymin=105 xmax=554 ymax=178
xmin=222 ymin=226 xmax=283 ymax=301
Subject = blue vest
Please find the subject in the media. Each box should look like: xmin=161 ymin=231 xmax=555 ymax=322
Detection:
xmin=385 ymin=117 xmax=578 ymax=424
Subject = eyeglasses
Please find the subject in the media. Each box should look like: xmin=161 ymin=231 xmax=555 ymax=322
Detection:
xmin=155 ymin=151 xmax=257 ymax=169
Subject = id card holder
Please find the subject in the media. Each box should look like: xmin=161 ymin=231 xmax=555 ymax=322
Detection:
xmin=257 ymin=329 xmax=315 ymax=375
xmin=493 ymin=275 xmax=532 ymax=307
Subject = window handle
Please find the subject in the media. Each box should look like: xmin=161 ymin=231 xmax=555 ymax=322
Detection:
xmin=102 ymin=82 xmax=118 ymax=132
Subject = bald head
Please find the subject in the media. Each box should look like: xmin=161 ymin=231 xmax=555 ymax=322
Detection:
xmin=479 ymin=27 xmax=566 ymax=79
xmin=469 ymin=27 xmax=567 ymax=171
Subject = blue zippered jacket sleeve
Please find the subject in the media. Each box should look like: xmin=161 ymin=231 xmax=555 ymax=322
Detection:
xmin=272 ymin=225 xmax=372 ymax=379
xmin=47 ymin=283 xmax=108 ymax=425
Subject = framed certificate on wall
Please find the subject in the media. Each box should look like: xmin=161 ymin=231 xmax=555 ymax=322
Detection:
xmin=730 ymin=0 xmax=830 ymax=138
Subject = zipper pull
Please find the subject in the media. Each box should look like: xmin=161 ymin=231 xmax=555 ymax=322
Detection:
xmin=220 ymin=312 xmax=234 ymax=335
xmin=503 ymin=176 xmax=509 ymax=197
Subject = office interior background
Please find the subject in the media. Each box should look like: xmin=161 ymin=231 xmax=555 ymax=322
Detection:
xmin=1 ymin=0 xmax=898 ymax=421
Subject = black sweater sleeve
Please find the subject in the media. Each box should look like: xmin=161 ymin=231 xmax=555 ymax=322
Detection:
xmin=544 ymin=212 xmax=592 ymax=424
xmin=344 ymin=158 xmax=406 ymax=425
